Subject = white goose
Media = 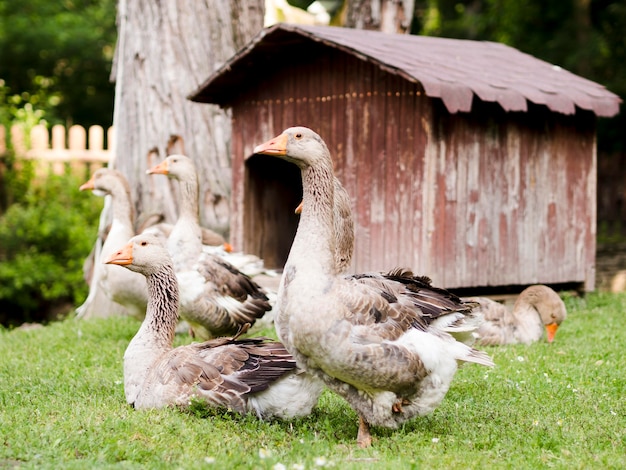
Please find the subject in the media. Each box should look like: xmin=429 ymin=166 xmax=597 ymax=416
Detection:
xmin=147 ymin=155 xmax=272 ymax=339
xmin=105 ymin=233 xmax=323 ymax=417
xmin=465 ymin=285 xmax=567 ymax=345
xmin=78 ymin=168 xmax=148 ymax=318
xmin=254 ymin=127 xmax=494 ymax=447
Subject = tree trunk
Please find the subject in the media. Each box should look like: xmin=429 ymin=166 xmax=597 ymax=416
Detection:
xmin=112 ymin=0 xmax=264 ymax=234
xmin=78 ymin=0 xmax=264 ymax=318
xmin=343 ymin=0 xmax=415 ymax=33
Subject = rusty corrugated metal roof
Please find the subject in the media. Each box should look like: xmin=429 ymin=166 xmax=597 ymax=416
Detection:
xmin=190 ymin=23 xmax=621 ymax=117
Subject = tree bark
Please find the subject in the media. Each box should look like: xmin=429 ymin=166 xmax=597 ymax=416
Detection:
xmin=112 ymin=0 xmax=264 ymax=235
xmin=78 ymin=0 xmax=263 ymax=318
xmin=343 ymin=0 xmax=415 ymax=33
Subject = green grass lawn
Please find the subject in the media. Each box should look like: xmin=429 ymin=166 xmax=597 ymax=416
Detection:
xmin=1 ymin=291 xmax=624 ymax=469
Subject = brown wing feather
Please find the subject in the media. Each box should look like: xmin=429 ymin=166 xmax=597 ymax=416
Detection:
xmin=189 ymin=253 xmax=272 ymax=335
xmin=171 ymin=339 xmax=295 ymax=389
xmin=345 ymin=269 xmax=474 ymax=336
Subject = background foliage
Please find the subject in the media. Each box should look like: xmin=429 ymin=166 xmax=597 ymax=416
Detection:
xmin=0 ymin=166 xmax=103 ymax=326
xmin=0 ymin=0 xmax=117 ymax=129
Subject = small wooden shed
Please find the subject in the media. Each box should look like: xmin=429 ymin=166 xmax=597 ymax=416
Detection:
xmin=190 ymin=23 xmax=620 ymax=292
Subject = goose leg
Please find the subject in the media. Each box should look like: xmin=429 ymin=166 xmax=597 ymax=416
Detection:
xmin=357 ymin=415 xmax=372 ymax=448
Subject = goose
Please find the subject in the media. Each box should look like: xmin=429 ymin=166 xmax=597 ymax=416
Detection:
xmin=147 ymin=155 xmax=272 ymax=339
xmin=465 ymin=285 xmax=567 ymax=345
xmin=104 ymin=233 xmax=323 ymax=417
xmin=78 ymin=168 xmax=148 ymax=318
xmin=253 ymin=126 xmax=494 ymax=447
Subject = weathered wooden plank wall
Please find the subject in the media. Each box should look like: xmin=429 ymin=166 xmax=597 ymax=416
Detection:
xmin=421 ymin=103 xmax=596 ymax=289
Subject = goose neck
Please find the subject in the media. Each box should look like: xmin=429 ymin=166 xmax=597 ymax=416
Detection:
xmin=288 ymin=163 xmax=337 ymax=272
xmin=141 ymin=265 xmax=179 ymax=348
xmin=177 ymin=177 xmax=200 ymax=223
xmin=109 ymin=187 xmax=135 ymax=228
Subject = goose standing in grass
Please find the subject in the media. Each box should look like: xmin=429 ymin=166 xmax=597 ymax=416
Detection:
xmin=254 ymin=126 xmax=494 ymax=447
xmin=147 ymin=155 xmax=272 ymax=339
xmin=105 ymin=233 xmax=323 ymax=417
xmin=465 ymin=285 xmax=567 ymax=345
xmin=77 ymin=168 xmax=148 ymax=318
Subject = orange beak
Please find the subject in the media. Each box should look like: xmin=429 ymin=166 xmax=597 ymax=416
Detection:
xmin=223 ymin=242 xmax=233 ymax=253
xmin=147 ymin=159 xmax=169 ymax=175
xmin=294 ymin=201 xmax=303 ymax=214
xmin=79 ymin=176 xmax=95 ymax=191
xmin=545 ymin=322 xmax=559 ymax=343
xmin=104 ymin=242 xmax=133 ymax=266
xmin=254 ymin=133 xmax=288 ymax=156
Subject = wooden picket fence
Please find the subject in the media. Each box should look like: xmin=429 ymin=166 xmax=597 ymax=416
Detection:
xmin=0 ymin=124 xmax=114 ymax=177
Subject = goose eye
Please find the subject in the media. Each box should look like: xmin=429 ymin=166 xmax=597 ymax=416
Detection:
xmin=140 ymin=241 xmax=148 ymax=246
xmin=295 ymin=133 xmax=303 ymax=139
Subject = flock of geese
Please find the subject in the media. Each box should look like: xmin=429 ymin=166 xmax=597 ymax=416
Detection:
xmin=80 ymin=126 xmax=568 ymax=447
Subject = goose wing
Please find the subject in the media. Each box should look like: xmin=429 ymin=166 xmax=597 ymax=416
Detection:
xmin=183 ymin=253 xmax=272 ymax=336
xmin=346 ymin=269 xmax=475 ymax=333
xmin=151 ymin=337 xmax=296 ymax=413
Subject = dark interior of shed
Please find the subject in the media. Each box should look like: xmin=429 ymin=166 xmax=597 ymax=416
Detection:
xmin=244 ymin=155 xmax=302 ymax=269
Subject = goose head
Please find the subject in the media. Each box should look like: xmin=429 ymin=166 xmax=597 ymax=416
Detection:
xmin=79 ymin=168 xmax=131 ymax=198
xmin=147 ymin=154 xmax=196 ymax=182
xmin=518 ymin=285 xmax=568 ymax=342
xmin=105 ymin=233 xmax=172 ymax=277
xmin=254 ymin=126 xmax=331 ymax=169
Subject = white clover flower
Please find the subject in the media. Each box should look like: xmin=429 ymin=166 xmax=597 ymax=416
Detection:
xmin=204 ymin=457 xmax=215 ymax=464
xmin=432 ymin=437 xmax=440 ymax=443
xmin=314 ymin=456 xmax=327 ymax=466
xmin=292 ymin=464 xmax=305 ymax=470
xmin=516 ymin=356 xmax=525 ymax=362
xmin=259 ymin=448 xmax=272 ymax=459
xmin=273 ymin=464 xmax=286 ymax=470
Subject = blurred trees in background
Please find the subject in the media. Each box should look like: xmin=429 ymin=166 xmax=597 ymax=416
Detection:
xmin=0 ymin=0 xmax=117 ymax=129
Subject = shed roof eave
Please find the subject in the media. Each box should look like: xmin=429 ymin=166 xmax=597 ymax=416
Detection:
xmin=188 ymin=23 xmax=622 ymax=119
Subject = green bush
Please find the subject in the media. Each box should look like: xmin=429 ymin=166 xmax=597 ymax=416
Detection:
xmin=0 ymin=168 xmax=103 ymax=326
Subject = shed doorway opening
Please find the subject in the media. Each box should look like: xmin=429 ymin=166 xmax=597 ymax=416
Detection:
xmin=244 ymin=154 xmax=302 ymax=269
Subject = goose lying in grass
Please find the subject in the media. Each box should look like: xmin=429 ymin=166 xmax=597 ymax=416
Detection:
xmin=254 ymin=126 xmax=494 ymax=447
xmin=465 ymin=285 xmax=567 ymax=345
xmin=105 ymin=233 xmax=323 ymax=417
xmin=147 ymin=155 xmax=272 ymax=339
xmin=78 ymin=168 xmax=148 ymax=318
